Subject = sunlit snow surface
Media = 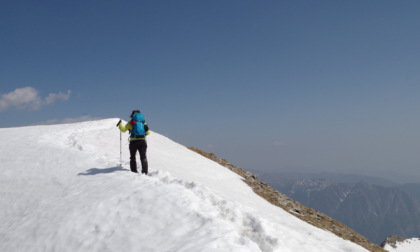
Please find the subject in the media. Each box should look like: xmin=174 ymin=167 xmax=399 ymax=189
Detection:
xmin=383 ymin=238 xmax=420 ymax=252
xmin=0 ymin=119 xmax=367 ymax=252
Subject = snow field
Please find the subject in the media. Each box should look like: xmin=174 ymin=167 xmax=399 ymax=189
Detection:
xmin=0 ymin=119 xmax=368 ymax=252
xmin=383 ymin=238 xmax=420 ymax=252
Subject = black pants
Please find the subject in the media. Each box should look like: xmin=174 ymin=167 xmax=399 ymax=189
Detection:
xmin=129 ymin=140 xmax=148 ymax=174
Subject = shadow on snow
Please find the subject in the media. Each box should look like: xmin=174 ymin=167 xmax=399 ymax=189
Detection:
xmin=78 ymin=166 xmax=127 ymax=176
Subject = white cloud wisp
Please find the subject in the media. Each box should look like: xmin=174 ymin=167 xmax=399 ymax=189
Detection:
xmin=0 ymin=87 xmax=71 ymax=111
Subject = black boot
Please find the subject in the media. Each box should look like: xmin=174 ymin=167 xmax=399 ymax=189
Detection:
xmin=141 ymin=158 xmax=148 ymax=175
xmin=130 ymin=158 xmax=138 ymax=173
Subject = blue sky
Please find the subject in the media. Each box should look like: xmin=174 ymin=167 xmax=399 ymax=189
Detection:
xmin=1 ymin=0 xmax=420 ymax=183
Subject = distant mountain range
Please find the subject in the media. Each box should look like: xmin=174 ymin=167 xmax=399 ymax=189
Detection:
xmin=256 ymin=171 xmax=420 ymax=245
xmin=397 ymin=183 xmax=420 ymax=202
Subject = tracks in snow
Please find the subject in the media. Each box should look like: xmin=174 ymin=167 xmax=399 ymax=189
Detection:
xmin=148 ymin=170 xmax=279 ymax=252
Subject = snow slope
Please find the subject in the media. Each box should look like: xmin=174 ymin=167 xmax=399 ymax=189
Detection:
xmin=383 ymin=238 xmax=420 ymax=252
xmin=0 ymin=119 xmax=367 ymax=252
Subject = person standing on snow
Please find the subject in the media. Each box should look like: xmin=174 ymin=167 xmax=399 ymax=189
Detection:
xmin=117 ymin=110 xmax=150 ymax=174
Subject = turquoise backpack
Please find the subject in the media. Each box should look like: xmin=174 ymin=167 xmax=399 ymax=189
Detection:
xmin=130 ymin=113 xmax=146 ymax=138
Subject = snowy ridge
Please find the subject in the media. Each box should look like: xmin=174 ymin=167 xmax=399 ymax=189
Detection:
xmin=0 ymin=119 xmax=367 ymax=252
xmin=383 ymin=238 xmax=420 ymax=252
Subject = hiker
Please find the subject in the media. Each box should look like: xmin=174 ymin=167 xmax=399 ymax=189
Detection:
xmin=117 ymin=110 xmax=150 ymax=174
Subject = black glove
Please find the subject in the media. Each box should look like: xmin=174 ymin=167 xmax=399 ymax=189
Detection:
xmin=116 ymin=119 xmax=122 ymax=127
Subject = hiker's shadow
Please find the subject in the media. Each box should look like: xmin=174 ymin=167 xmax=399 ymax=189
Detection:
xmin=78 ymin=166 xmax=126 ymax=176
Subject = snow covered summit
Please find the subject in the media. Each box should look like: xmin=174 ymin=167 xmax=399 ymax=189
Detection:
xmin=0 ymin=119 xmax=367 ymax=252
xmin=382 ymin=236 xmax=420 ymax=252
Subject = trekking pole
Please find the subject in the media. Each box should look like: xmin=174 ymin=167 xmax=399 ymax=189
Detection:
xmin=120 ymin=130 xmax=122 ymax=167
xmin=116 ymin=120 xmax=122 ymax=167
